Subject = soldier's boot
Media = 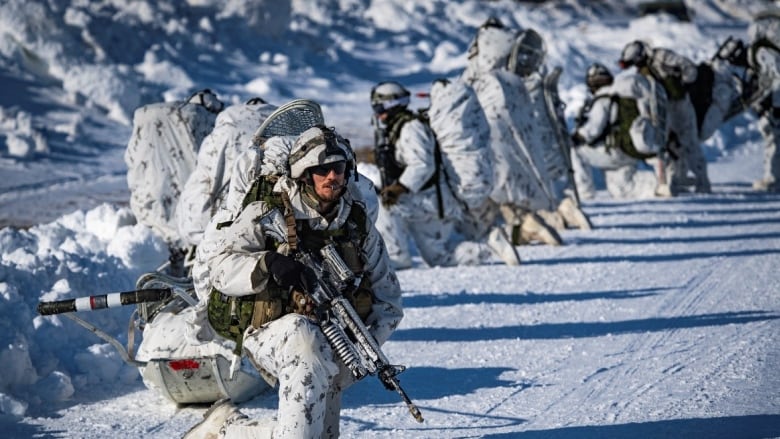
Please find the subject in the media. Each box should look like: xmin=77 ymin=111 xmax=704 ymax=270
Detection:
xmin=183 ymin=398 xmax=247 ymax=439
xmin=753 ymin=177 xmax=778 ymax=192
xmin=487 ymin=227 xmax=521 ymax=266
xmin=536 ymin=209 xmax=566 ymax=231
xmin=557 ymin=197 xmax=592 ymax=230
xmin=655 ymin=183 xmax=674 ymax=198
xmin=514 ymin=213 xmax=562 ymax=246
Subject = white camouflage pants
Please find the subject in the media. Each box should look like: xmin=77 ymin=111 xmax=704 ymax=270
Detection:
xmin=376 ymin=191 xmax=494 ymax=268
xmin=226 ymin=314 xmax=343 ymax=439
xmin=666 ymin=96 xmax=711 ymax=193
xmin=571 ymin=143 xmax=658 ymax=199
xmin=376 ymin=204 xmax=413 ymax=270
xmin=758 ymin=110 xmax=780 ymax=189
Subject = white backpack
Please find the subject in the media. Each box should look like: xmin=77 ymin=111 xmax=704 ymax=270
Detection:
xmin=124 ymin=89 xmax=223 ymax=248
xmin=427 ymin=79 xmax=494 ymax=210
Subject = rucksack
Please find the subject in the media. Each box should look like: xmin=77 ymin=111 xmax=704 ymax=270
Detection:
xmin=589 ymin=73 xmax=668 ymax=159
xmin=125 ymin=89 xmax=224 ymax=249
xmin=175 ymin=98 xmax=278 ymax=247
xmin=424 ymin=79 xmax=494 ymax=211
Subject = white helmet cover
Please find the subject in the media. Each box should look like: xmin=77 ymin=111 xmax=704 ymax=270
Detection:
xmin=370 ymin=81 xmax=411 ymax=113
xmin=288 ymin=125 xmax=353 ymax=179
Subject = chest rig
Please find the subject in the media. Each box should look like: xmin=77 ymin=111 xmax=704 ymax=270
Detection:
xmin=207 ymin=176 xmax=373 ymax=354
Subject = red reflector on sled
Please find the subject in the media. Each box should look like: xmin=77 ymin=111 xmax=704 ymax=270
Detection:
xmin=168 ymin=359 xmax=200 ymax=371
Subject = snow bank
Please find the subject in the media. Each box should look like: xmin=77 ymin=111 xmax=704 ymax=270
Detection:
xmin=0 ymin=204 xmax=167 ymax=416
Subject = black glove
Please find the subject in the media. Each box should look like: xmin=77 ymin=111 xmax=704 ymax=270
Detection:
xmin=380 ymin=181 xmax=408 ymax=206
xmin=570 ymin=132 xmax=585 ymax=147
xmin=264 ymin=252 xmax=315 ymax=293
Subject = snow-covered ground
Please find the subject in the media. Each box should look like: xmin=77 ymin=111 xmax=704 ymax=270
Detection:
xmin=1 ymin=0 xmax=778 ymax=437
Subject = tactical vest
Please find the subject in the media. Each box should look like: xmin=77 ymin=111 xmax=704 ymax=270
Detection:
xmin=385 ymin=109 xmax=445 ymax=217
xmin=207 ymin=176 xmax=374 ymax=354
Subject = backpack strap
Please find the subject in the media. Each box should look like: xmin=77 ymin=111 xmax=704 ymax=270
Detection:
xmin=280 ymin=190 xmax=298 ymax=253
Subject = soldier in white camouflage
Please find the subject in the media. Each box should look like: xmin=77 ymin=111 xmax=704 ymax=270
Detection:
xmin=747 ymin=10 xmax=780 ymax=192
xmin=183 ymin=125 xmax=403 ymax=439
xmin=371 ymin=80 xmax=520 ymax=268
xmin=619 ymin=40 xmax=711 ymax=194
xmin=571 ymin=63 xmax=669 ymax=199
xmin=463 ymin=19 xmax=589 ymax=247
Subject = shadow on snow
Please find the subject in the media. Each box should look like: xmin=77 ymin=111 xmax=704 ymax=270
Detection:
xmin=391 ymin=311 xmax=780 ymax=342
xmin=575 ymin=231 xmax=780 ymax=246
xmin=402 ymin=288 xmax=667 ymax=308
xmin=524 ymin=247 xmax=780 ymax=266
xmin=484 ymin=414 xmax=780 ymax=439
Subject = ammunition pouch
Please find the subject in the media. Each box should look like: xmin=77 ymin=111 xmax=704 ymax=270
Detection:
xmin=347 ymin=286 xmax=374 ymax=322
xmin=207 ymin=288 xmax=286 ymax=354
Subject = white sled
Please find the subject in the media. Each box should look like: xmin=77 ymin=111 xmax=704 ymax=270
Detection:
xmin=36 ymin=266 xmax=270 ymax=406
xmin=140 ymin=355 xmax=265 ymax=404
xmin=133 ymin=270 xmax=270 ymax=405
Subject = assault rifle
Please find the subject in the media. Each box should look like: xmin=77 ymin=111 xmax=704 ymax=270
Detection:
xmin=371 ymin=114 xmax=403 ymax=189
xmin=296 ymin=243 xmax=424 ymax=423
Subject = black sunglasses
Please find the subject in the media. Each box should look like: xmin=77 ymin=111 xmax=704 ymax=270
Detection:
xmin=372 ymin=103 xmax=386 ymax=114
xmin=310 ymin=161 xmax=347 ymax=176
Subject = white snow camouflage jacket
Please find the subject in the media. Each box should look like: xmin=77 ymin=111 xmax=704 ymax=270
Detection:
xmin=195 ymin=148 xmax=400 ymax=345
xmin=386 ymin=115 xmax=463 ymax=221
xmin=644 ymin=47 xmax=698 ymax=100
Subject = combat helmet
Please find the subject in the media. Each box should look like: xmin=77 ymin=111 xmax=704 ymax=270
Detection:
xmin=370 ymin=81 xmax=411 ymax=115
xmin=288 ymin=125 xmax=354 ymax=180
xmin=508 ymin=28 xmax=546 ymax=77
xmin=585 ymin=62 xmax=614 ymax=93
xmin=619 ymin=40 xmax=650 ymax=69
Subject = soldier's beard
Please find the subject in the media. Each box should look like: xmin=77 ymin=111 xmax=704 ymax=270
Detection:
xmin=306 ymin=180 xmax=345 ymax=205
xmin=317 ymin=182 xmax=344 ymax=202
